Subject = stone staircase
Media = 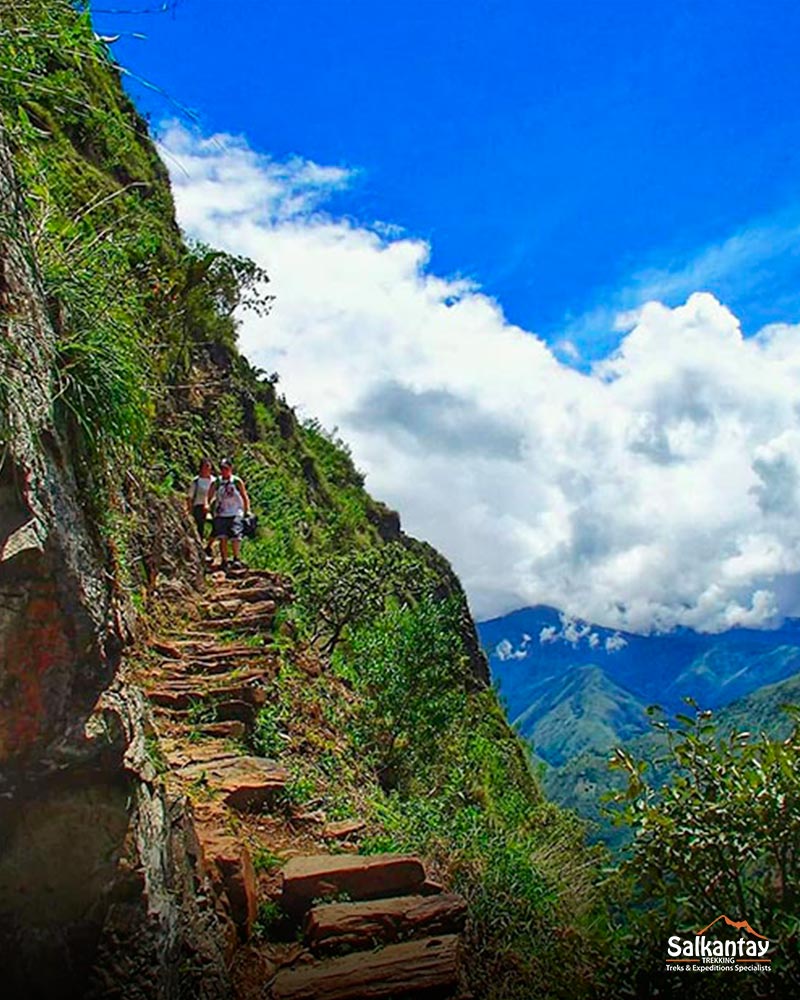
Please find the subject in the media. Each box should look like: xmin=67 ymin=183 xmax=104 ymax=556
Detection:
xmin=142 ymin=565 xmax=469 ymax=999
xmin=272 ymin=854 xmax=467 ymax=999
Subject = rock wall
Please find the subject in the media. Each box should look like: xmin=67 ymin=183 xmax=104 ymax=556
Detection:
xmin=0 ymin=129 xmax=114 ymax=767
xmin=0 ymin=129 xmax=229 ymax=999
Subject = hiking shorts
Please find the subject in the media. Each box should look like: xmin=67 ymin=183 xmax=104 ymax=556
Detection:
xmin=213 ymin=514 xmax=244 ymax=540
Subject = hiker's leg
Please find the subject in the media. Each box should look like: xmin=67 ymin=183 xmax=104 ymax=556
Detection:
xmin=230 ymin=515 xmax=244 ymax=564
xmin=213 ymin=516 xmax=228 ymax=564
xmin=192 ymin=505 xmax=205 ymax=540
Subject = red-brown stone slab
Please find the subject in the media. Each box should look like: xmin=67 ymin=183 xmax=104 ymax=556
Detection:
xmin=179 ymin=755 xmax=288 ymax=811
xmin=304 ymin=893 xmax=467 ymax=952
xmin=321 ymin=819 xmax=366 ymax=841
xmin=280 ymin=854 xmax=425 ymax=915
xmin=196 ymin=826 xmax=258 ymax=939
xmin=271 ymin=935 xmax=461 ymax=999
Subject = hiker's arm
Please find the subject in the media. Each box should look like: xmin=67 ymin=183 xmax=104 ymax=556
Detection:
xmin=239 ymin=480 xmax=251 ymax=515
xmin=206 ymin=480 xmax=217 ymax=510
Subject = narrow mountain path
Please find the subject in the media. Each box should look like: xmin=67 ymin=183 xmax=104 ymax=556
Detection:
xmin=139 ymin=567 xmax=470 ymax=999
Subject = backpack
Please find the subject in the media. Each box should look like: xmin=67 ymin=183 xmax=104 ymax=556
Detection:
xmin=242 ymin=513 xmax=258 ymax=538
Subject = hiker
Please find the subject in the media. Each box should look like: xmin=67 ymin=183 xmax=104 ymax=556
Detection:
xmin=187 ymin=457 xmax=215 ymax=558
xmin=207 ymin=458 xmax=251 ymax=572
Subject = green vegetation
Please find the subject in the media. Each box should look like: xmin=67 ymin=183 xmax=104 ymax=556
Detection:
xmin=251 ymin=846 xmax=284 ymax=874
xmin=252 ymin=899 xmax=282 ymax=939
xmin=6 ymin=6 xmax=797 ymax=998
xmin=603 ymin=702 xmax=800 ymax=996
xmin=548 ymin=670 xmax=800 ymax=849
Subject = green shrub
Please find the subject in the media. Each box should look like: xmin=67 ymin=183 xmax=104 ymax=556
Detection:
xmin=251 ymin=703 xmax=288 ymax=758
xmin=605 ymin=702 xmax=800 ymax=995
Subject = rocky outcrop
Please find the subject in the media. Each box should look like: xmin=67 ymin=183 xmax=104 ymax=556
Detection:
xmin=0 ymin=130 xmax=231 ymax=999
xmin=0 ymin=129 xmax=116 ymax=768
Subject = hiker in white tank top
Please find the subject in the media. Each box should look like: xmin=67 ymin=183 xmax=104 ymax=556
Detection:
xmin=207 ymin=458 xmax=251 ymax=573
xmin=187 ymin=457 xmax=215 ymax=556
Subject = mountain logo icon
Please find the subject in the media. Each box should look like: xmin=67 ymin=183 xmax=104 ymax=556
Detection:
xmin=667 ymin=914 xmax=772 ymax=968
xmin=694 ymin=915 xmax=768 ymax=940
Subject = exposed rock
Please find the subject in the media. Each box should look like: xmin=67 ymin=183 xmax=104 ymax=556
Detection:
xmin=0 ymin=133 xmax=231 ymax=997
xmin=281 ymin=854 xmax=426 ymax=916
xmin=366 ymin=501 xmax=402 ymax=542
xmin=321 ymin=819 xmax=366 ymax=841
xmin=146 ymin=676 xmax=268 ymax=711
xmin=196 ymin=719 xmax=247 ymax=740
xmin=0 ymin=132 xmax=115 ymax=766
xmin=196 ymin=826 xmax=258 ymax=939
xmin=177 ymin=754 xmax=288 ymax=811
xmin=304 ymin=893 xmax=468 ymax=952
xmin=150 ymin=640 xmax=183 ymax=660
xmin=271 ymin=935 xmax=462 ymax=1000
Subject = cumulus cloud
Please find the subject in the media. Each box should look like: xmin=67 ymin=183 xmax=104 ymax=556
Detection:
xmin=162 ymin=124 xmax=800 ymax=633
xmin=495 ymin=638 xmax=530 ymax=662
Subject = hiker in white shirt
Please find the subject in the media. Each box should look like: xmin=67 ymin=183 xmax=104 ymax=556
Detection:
xmin=207 ymin=458 xmax=251 ymax=572
xmin=187 ymin=458 xmax=215 ymax=558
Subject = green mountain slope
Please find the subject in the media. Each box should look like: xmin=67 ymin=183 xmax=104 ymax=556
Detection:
xmin=513 ymin=664 xmax=650 ymax=765
xmin=546 ymin=670 xmax=800 ymax=847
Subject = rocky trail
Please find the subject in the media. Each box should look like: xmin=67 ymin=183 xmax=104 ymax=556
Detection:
xmin=141 ymin=566 xmax=470 ymax=999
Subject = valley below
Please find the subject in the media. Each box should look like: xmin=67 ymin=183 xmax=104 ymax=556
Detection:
xmin=479 ymin=606 xmax=800 ymax=845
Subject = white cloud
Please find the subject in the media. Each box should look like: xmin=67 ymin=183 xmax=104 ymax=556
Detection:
xmin=495 ymin=638 xmax=529 ymax=661
xmin=163 ymin=124 xmax=800 ymax=634
xmin=562 ymin=208 xmax=800 ymax=354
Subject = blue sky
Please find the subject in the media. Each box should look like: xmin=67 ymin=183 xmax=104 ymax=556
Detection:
xmin=100 ymin=0 xmax=800 ymax=358
xmin=96 ymin=1 xmax=800 ymax=631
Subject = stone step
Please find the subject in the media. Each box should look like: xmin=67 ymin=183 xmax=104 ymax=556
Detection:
xmin=177 ymin=753 xmax=287 ymax=811
xmin=321 ymin=819 xmax=366 ymax=842
xmin=183 ymin=719 xmax=247 ymax=740
xmin=182 ymin=657 xmax=274 ymax=678
xmin=271 ymin=935 xmax=461 ymax=1000
xmin=208 ymin=569 xmax=280 ymax=587
xmin=280 ymin=854 xmax=426 ymax=917
xmin=213 ymin=585 xmax=287 ymax=604
xmin=200 ymin=599 xmax=277 ymax=620
xmin=146 ymin=675 xmax=268 ymax=711
xmin=304 ymin=893 xmax=468 ymax=954
xmin=205 ymin=613 xmax=275 ymax=632
xmin=161 ymin=638 xmax=268 ymax=655
xmin=195 ymin=825 xmax=257 ymax=940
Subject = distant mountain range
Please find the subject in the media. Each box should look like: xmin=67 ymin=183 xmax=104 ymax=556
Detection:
xmin=478 ymin=605 xmax=800 ymax=764
xmin=476 ymin=606 xmax=800 ymax=847
xmin=546 ymin=670 xmax=800 ymax=848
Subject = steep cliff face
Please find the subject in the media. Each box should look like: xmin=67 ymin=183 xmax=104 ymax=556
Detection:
xmin=0 ymin=130 xmax=233 ymax=998
xmin=0 ymin=131 xmax=114 ymax=765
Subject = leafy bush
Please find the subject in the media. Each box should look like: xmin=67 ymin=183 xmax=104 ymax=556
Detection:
xmin=251 ymin=703 xmax=288 ymax=759
xmin=334 ymin=596 xmax=466 ymax=785
xmin=296 ymin=544 xmax=437 ymax=653
xmin=605 ymin=702 xmax=800 ymax=995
